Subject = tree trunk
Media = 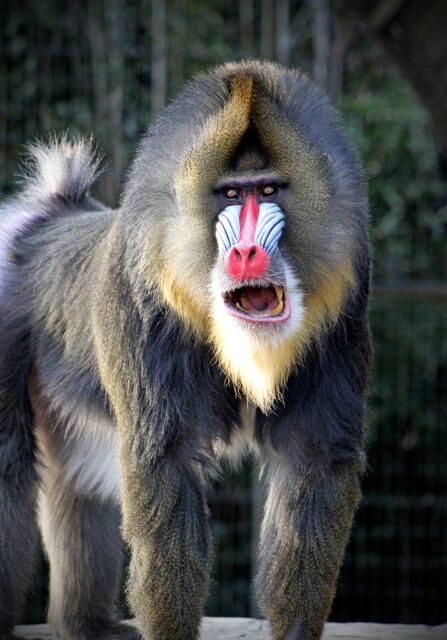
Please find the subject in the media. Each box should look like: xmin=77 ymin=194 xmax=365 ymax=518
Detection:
xmin=239 ymin=0 xmax=254 ymax=58
xmin=260 ymin=0 xmax=275 ymax=60
xmin=151 ymin=0 xmax=167 ymax=116
xmin=87 ymin=3 xmax=108 ymax=137
xmin=310 ymin=0 xmax=331 ymax=91
xmin=340 ymin=0 xmax=447 ymax=156
xmin=87 ymin=2 xmax=110 ymax=203
xmin=328 ymin=14 xmax=352 ymax=102
xmin=275 ymin=0 xmax=290 ymax=66
xmin=106 ymin=0 xmax=125 ymax=203
xmin=170 ymin=0 xmax=187 ymax=95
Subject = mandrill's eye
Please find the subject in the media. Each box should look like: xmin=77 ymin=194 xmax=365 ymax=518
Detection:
xmin=225 ymin=188 xmax=240 ymax=200
xmin=261 ymin=185 xmax=277 ymax=197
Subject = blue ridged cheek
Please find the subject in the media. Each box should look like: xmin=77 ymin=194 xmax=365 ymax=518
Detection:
xmin=215 ymin=205 xmax=241 ymax=256
xmin=254 ymin=203 xmax=285 ymax=256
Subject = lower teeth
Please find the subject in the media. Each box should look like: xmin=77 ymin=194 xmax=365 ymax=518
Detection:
xmin=235 ymin=298 xmax=284 ymax=317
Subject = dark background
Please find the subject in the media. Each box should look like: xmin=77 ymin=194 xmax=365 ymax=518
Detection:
xmin=1 ymin=0 xmax=446 ymax=626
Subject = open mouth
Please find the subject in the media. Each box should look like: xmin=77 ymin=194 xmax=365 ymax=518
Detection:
xmin=223 ymin=285 xmax=290 ymax=323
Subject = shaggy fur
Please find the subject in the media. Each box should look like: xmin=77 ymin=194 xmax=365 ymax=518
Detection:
xmin=0 ymin=61 xmax=371 ymax=640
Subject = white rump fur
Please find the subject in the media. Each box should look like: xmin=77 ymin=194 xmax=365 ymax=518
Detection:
xmin=61 ymin=407 xmax=121 ymax=502
xmin=0 ymin=137 xmax=101 ymax=296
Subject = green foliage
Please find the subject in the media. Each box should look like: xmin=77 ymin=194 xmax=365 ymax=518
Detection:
xmin=369 ymin=297 xmax=447 ymax=449
xmin=341 ymin=54 xmax=447 ymax=282
xmin=1 ymin=3 xmax=446 ymax=624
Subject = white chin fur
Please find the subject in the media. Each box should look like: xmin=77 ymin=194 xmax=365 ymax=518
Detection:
xmin=210 ymin=262 xmax=305 ymax=413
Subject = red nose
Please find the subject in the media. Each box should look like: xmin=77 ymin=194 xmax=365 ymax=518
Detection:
xmin=225 ymin=241 xmax=269 ymax=280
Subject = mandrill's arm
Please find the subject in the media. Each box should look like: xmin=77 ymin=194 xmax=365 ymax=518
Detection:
xmin=93 ymin=239 xmax=213 ymax=640
xmin=257 ymin=463 xmax=361 ymax=640
xmin=255 ymin=299 xmax=370 ymax=640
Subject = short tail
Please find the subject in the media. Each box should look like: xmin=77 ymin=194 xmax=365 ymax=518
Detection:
xmin=0 ymin=136 xmax=102 ymax=291
xmin=21 ymin=136 xmax=102 ymax=205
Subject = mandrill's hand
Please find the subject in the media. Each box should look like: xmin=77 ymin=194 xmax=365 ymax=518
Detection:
xmin=10 ymin=623 xmax=141 ymax=640
xmin=91 ymin=623 xmax=142 ymax=640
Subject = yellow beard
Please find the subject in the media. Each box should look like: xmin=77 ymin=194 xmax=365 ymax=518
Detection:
xmin=209 ymin=266 xmax=305 ymax=413
xmin=209 ymin=261 xmax=354 ymax=413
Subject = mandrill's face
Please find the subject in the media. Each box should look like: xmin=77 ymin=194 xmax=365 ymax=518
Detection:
xmin=214 ymin=178 xmax=288 ymax=324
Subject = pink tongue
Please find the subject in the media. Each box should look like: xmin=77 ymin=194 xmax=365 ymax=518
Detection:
xmin=240 ymin=287 xmax=276 ymax=312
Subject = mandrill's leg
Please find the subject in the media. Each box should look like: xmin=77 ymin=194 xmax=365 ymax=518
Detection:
xmin=94 ymin=261 xmax=214 ymax=640
xmin=119 ymin=440 xmax=211 ymax=640
xmin=0 ymin=329 xmax=38 ymax=638
xmin=0 ymin=454 xmax=38 ymax=638
xmin=255 ymin=459 xmax=361 ymax=640
xmin=39 ymin=465 xmax=139 ymax=640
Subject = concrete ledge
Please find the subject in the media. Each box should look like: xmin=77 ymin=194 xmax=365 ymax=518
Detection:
xmin=15 ymin=618 xmax=447 ymax=639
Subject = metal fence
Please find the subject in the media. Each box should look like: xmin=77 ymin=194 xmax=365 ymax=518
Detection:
xmin=2 ymin=1 xmax=446 ymax=627
xmin=333 ymin=294 xmax=447 ymax=623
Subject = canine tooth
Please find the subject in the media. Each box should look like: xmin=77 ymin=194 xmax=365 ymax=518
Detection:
xmin=239 ymin=295 xmax=250 ymax=310
xmin=275 ymin=286 xmax=284 ymax=301
xmin=270 ymin=299 xmax=284 ymax=316
xmin=236 ymin=302 xmax=252 ymax=315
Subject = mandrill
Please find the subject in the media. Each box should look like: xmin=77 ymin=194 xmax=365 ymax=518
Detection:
xmin=0 ymin=60 xmax=371 ymax=640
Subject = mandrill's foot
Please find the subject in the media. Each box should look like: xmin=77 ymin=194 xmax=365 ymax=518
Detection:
xmin=48 ymin=622 xmax=142 ymax=640
xmin=93 ymin=623 xmax=142 ymax=640
xmin=2 ymin=636 xmax=39 ymax=640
